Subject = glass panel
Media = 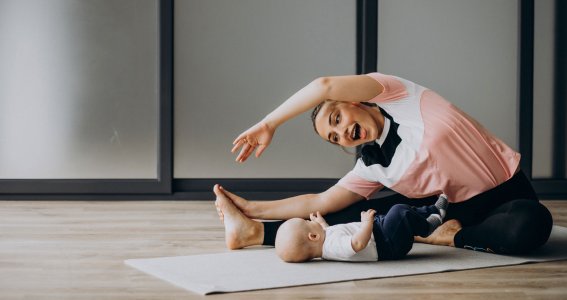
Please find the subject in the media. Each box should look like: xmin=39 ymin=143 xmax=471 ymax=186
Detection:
xmin=174 ymin=0 xmax=356 ymax=178
xmin=533 ymin=0 xmax=555 ymax=178
xmin=378 ymin=0 xmax=519 ymax=150
xmin=0 ymin=0 xmax=159 ymax=179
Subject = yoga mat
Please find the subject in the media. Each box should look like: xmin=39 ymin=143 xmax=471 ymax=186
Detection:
xmin=125 ymin=225 xmax=567 ymax=295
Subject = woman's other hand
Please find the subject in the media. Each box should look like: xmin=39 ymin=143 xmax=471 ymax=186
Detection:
xmin=231 ymin=122 xmax=275 ymax=163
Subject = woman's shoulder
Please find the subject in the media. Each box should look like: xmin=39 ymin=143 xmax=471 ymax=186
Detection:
xmin=364 ymin=73 xmax=411 ymax=103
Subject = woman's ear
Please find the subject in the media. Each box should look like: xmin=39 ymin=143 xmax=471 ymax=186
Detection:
xmin=308 ymin=232 xmax=320 ymax=241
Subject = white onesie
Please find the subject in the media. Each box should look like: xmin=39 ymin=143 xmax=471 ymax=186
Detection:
xmin=321 ymin=222 xmax=379 ymax=262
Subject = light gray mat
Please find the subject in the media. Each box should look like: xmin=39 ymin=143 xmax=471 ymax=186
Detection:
xmin=125 ymin=225 xmax=567 ymax=295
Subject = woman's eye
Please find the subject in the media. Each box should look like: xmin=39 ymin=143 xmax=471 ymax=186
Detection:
xmin=335 ymin=114 xmax=340 ymax=124
xmin=333 ymin=135 xmax=339 ymax=143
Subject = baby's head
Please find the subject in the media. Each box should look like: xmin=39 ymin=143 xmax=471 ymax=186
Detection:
xmin=275 ymin=218 xmax=325 ymax=263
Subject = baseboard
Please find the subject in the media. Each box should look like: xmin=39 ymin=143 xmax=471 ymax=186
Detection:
xmin=0 ymin=178 xmax=565 ymax=200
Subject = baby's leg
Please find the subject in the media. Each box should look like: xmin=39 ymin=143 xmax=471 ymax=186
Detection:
xmin=373 ymin=204 xmax=436 ymax=259
xmin=262 ymin=193 xmax=437 ymax=246
xmin=411 ymin=194 xmax=448 ymax=234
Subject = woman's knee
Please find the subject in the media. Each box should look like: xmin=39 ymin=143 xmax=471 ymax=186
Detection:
xmin=524 ymin=201 xmax=553 ymax=246
xmin=500 ymin=200 xmax=553 ymax=253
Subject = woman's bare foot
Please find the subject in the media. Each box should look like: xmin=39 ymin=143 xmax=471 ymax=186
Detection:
xmin=214 ymin=186 xmax=253 ymax=222
xmin=414 ymin=219 xmax=462 ymax=247
xmin=213 ymin=184 xmax=264 ymax=249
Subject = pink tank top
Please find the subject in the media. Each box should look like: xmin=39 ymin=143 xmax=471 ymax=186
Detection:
xmin=337 ymin=73 xmax=520 ymax=203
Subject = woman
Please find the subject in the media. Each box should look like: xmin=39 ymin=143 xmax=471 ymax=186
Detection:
xmin=215 ymin=73 xmax=553 ymax=254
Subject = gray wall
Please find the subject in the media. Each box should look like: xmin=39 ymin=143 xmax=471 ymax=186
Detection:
xmin=0 ymin=0 xmax=555 ymax=181
xmin=378 ymin=0 xmax=556 ymax=179
xmin=0 ymin=0 xmax=159 ymax=179
xmin=174 ymin=0 xmax=357 ymax=178
xmin=533 ymin=0 xmax=555 ymax=178
xmin=378 ymin=0 xmax=518 ymax=150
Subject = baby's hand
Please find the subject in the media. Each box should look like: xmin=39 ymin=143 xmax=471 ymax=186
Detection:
xmin=310 ymin=211 xmax=326 ymax=224
xmin=309 ymin=212 xmax=325 ymax=222
xmin=361 ymin=209 xmax=376 ymax=223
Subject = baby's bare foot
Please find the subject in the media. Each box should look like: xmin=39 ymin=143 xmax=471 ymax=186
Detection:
xmin=213 ymin=185 xmax=264 ymax=249
xmin=414 ymin=219 xmax=462 ymax=247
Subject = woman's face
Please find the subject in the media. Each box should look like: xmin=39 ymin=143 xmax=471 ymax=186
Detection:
xmin=314 ymin=101 xmax=381 ymax=147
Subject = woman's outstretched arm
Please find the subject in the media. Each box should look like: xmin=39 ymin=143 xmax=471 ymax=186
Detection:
xmin=232 ymin=75 xmax=383 ymax=162
xmin=220 ymin=184 xmax=365 ymax=220
xmin=214 ymin=184 xmax=365 ymax=249
xmin=261 ymin=75 xmax=383 ymax=130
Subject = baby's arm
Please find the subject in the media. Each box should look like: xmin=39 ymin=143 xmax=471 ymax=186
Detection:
xmin=351 ymin=209 xmax=376 ymax=252
xmin=310 ymin=211 xmax=329 ymax=229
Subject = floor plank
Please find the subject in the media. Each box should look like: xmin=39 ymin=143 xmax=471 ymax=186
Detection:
xmin=0 ymin=200 xmax=566 ymax=299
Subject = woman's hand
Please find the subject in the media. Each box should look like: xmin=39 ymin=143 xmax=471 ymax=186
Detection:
xmin=231 ymin=122 xmax=275 ymax=163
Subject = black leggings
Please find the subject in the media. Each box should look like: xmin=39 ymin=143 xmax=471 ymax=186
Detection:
xmin=263 ymin=171 xmax=553 ymax=254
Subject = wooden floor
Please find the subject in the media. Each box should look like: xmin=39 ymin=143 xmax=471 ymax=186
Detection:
xmin=1 ymin=200 xmax=566 ymax=300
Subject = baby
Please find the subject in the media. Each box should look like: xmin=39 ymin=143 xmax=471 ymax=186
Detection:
xmin=275 ymin=195 xmax=448 ymax=262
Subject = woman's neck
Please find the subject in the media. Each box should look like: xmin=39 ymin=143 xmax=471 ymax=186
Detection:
xmin=368 ymin=106 xmax=385 ymax=140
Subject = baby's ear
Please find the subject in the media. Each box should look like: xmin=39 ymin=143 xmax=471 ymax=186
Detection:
xmin=308 ymin=232 xmax=320 ymax=241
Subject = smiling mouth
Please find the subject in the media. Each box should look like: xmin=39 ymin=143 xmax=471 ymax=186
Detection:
xmin=352 ymin=123 xmax=361 ymax=140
